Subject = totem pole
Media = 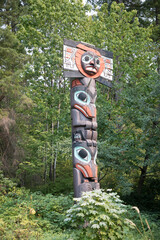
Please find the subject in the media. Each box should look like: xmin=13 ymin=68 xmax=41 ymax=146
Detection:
xmin=63 ymin=39 xmax=113 ymax=198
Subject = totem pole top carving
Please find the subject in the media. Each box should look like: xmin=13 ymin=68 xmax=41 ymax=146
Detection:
xmin=63 ymin=39 xmax=113 ymax=88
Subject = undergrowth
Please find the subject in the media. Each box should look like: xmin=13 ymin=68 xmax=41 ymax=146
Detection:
xmin=0 ymin=172 xmax=159 ymax=240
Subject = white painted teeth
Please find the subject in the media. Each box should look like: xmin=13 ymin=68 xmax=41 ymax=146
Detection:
xmin=87 ymin=67 xmax=96 ymax=72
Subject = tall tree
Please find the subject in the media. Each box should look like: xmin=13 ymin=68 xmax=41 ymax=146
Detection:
xmin=0 ymin=0 xmax=27 ymax=32
xmin=0 ymin=21 xmax=28 ymax=177
xmin=87 ymin=0 xmax=160 ymax=73
xmin=16 ymin=0 xmax=92 ymax=189
xmin=86 ymin=2 xmax=160 ymax=199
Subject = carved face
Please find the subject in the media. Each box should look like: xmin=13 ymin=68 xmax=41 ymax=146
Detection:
xmin=81 ymin=51 xmax=100 ymax=76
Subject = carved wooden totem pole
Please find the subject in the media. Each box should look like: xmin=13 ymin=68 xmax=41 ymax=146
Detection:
xmin=63 ymin=39 xmax=113 ymax=197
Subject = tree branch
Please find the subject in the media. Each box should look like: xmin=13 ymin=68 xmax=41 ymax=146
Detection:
xmin=99 ymin=172 xmax=108 ymax=182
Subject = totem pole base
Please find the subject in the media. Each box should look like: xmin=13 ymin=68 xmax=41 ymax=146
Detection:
xmin=73 ymin=168 xmax=100 ymax=198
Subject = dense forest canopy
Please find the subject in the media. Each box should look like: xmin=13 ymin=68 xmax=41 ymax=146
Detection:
xmin=0 ymin=0 xmax=159 ymax=204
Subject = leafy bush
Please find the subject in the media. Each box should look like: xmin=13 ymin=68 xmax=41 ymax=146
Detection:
xmin=0 ymin=171 xmax=17 ymax=195
xmin=0 ymin=191 xmax=44 ymax=239
xmin=65 ymin=189 xmax=132 ymax=240
xmin=65 ymin=189 xmax=160 ymax=240
xmin=0 ymin=173 xmax=73 ymax=239
xmin=31 ymin=191 xmax=73 ymax=230
xmin=0 ymin=173 xmax=159 ymax=240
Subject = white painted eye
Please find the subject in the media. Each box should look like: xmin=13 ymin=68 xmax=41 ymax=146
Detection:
xmin=74 ymin=91 xmax=90 ymax=105
xmin=82 ymin=55 xmax=93 ymax=63
xmin=74 ymin=146 xmax=91 ymax=163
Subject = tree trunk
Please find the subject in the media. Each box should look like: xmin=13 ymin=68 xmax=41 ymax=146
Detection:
xmin=52 ymin=100 xmax=61 ymax=182
xmin=43 ymin=147 xmax=47 ymax=185
xmin=49 ymin=121 xmax=54 ymax=181
xmin=53 ymin=146 xmax=58 ymax=183
xmin=137 ymin=165 xmax=148 ymax=195
xmin=49 ymin=154 xmax=53 ymax=181
xmin=43 ymin=112 xmax=48 ymax=184
xmin=137 ymin=153 xmax=149 ymax=195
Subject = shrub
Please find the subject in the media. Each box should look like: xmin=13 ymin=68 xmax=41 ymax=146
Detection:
xmin=0 ymin=171 xmax=17 ymax=195
xmin=0 ymin=172 xmax=74 ymax=239
xmin=65 ymin=189 xmax=132 ymax=240
xmin=31 ymin=192 xmax=73 ymax=230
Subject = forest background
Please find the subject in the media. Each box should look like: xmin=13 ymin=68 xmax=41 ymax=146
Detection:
xmin=0 ymin=0 xmax=160 ymax=239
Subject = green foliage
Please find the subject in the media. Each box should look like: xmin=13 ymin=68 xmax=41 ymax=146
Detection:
xmin=0 ymin=171 xmax=17 ymax=195
xmin=87 ymin=2 xmax=160 ymax=203
xmin=65 ymin=189 xmax=132 ymax=239
xmin=65 ymin=189 xmax=160 ymax=240
xmin=0 ymin=0 xmax=27 ymax=32
xmin=0 ymin=173 xmax=159 ymax=240
xmin=0 ymin=9 xmax=30 ymax=178
xmin=14 ymin=0 xmax=91 ymax=187
xmin=125 ymin=206 xmax=160 ymax=240
xmin=0 ymin=173 xmax=73 ymax=239
xmin=30 ymin=192 xmax=73 ymax=229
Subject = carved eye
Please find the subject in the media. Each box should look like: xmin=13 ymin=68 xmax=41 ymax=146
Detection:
xmin=77 ymin=148 xmax=89 ymax=162
xmin=82 ymin=55 xmax=93 ymax=63
xmin=78 ymin=92 xmax=87 ymax=102
xmin=75 ymin=91 xmax=90 ymax=105
xmin=95 ymin=58 xmax=100 ymax=67
xmin=74 ymin=146 xmax=91 ymax=163
xmin=79 ymin=149 xmax=87 ymax=159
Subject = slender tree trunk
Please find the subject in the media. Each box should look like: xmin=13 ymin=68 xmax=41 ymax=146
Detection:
xmin=137 ymin=154 xmax=149 ymax=195
xmin=49 ymin=79 xmax=54 ymax=181
xmin=49 ymin=149 xmax=53 ymax=181
xmin=49 ymin=121 xmax=54 ymax=181
xmin=53 ymin=102 xmax=60 ymax=182
xmin=51 ymin=72 xmax=61 ymax=181
xmin=53 ymin=144 xmax=58 ymax=183
xmin=43 ymin=147 xmax=47 ymax=184
xmin=137 ymin=165 xmax=148 ymax=195
xmin=44 ymin=112 xmax=48 ymax=184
